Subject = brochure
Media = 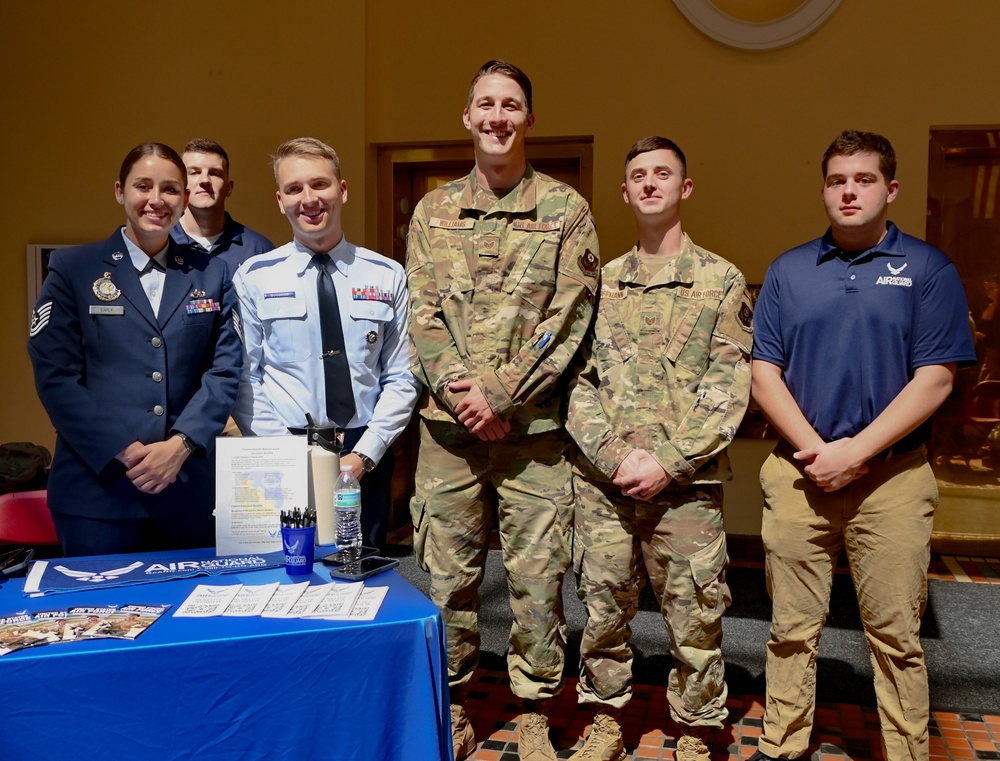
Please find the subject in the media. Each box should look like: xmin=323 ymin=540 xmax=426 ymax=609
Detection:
xmin=96 ymin=604 xmax=172 ymax=639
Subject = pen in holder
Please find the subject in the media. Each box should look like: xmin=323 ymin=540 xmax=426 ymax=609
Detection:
xmin=280 ymin=507 xmax=317 ymax=575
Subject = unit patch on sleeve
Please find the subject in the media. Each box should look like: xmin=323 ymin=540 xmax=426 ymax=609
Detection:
xmin=579 ymin=250 xmax=599 ymax=274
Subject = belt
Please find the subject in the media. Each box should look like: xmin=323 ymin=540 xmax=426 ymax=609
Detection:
xmin=777 ymin=437 xmax=924 ymax=462
xmin=869 ymin=440 xmax=923 ymax=462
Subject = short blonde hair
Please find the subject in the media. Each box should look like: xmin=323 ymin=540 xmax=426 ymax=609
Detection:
xmin=271 ymin=137 xmax=341 ymax=183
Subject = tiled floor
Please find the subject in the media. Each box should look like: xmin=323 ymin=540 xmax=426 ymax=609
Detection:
xmin=458 ymin=669 xmax=1000 ymax=761
xmin=928 ymin=555 xmax=1000 ymax=584
xmin=436 ymin=550 xmax=1000 ymax=761
xmin=389 ymin=520 xmax=1000 ymax=760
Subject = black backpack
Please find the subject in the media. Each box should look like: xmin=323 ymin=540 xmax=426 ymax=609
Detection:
xmin=0 ymin=442 xmax=51 ymax=495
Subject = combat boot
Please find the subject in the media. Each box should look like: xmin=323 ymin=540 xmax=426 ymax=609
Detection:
xmin=451 ymin=702 xmax=477 ymax=760
xmin=675 ymin=727 xmax=712 ymax=761
xmin=569 ymin=709 xmax=626 ymax=760
xmin=518 ymin=702 xmax=557 ymax=761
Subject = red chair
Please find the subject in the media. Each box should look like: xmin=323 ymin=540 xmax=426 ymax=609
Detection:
xmin=0 ymin=490 xmax=59 ymax=546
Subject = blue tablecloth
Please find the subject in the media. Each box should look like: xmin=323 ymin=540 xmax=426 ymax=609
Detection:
xmin=0 ymin=548 xmax=452 ymax=761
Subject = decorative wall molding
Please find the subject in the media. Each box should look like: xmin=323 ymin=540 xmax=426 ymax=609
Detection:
xmin=673 ymin=0 xmax=843 ymax=51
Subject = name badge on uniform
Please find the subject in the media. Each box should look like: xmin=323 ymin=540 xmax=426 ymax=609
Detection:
xmin=264 ymin=291 xmax=296 ymax=299
xmin=89 ymin=305 xmax=125 ymax=316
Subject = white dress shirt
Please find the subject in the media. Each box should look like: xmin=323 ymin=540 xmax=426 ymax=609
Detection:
xmin=123 ymin=230 xmax=169 ymax=317
xmin=232 ymin=237 xmax=420 ymax=463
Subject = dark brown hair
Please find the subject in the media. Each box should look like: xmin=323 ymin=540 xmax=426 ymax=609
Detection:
xmin=118 ymin=143 xmax=186 ymax=186
xmin=183 ymin=138 xmax=230 ymax=173
xmin=822 ymin=130 xmax=897 ymax=181
xmin=468 ymin=60 xmax=533 ymax=115
xmin=625 ymin=136 xmax=688 ymax=178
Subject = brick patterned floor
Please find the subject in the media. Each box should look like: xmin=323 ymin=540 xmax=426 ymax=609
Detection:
xmin=458 ymin=670 xmax=1000 ymax=761
xmin=387 ymin=521 xmax=1000 ymax=761
xmin=928 ymin=556 xmax=1000 ymax=584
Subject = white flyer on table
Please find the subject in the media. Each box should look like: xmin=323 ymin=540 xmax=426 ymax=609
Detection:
xmin=300 ymin=581 xmax=364 ymax=618
xmin=260 ymin=581 xmax=311 ymax=618
xmin=322 ymin=586 xmax=389 ymax=621
xmin=279 ymin=584 xmax=332 ymax=618
xmin=223 ymin=582 xmax=281 ymax=617
xmin=174 ymin=585 xmax=244 ymax=617
xmin=215 ymin=435 xmax=308 ymax=555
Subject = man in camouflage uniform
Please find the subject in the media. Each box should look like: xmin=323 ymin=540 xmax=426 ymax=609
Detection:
xmin=566 ymin=137 xmax=753 ymax=761
xmin=406 ymin=60 xmax=599 ymax=761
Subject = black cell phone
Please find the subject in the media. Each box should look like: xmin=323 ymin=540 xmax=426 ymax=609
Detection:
xmin=328 ymin=556 xmax=399 ymax=581
xmin=0 ymin=548 xmax=34 ymax=577
xmin=321 ymin=546 xmax=379 ymax=566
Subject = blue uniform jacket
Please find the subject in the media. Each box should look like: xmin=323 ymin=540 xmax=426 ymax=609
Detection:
xmin=28 ymin=229 xmax=243 ymax=520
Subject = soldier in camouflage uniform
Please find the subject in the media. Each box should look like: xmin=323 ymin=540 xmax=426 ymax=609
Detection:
xmin=406 ymin=60 xmax=599 ymax=761
xmin=566 ymin=137 xmax=753 ymax=761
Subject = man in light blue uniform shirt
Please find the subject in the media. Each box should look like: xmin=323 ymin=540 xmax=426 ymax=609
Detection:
xmin=233 ymin=137 xmax=419 ymax=548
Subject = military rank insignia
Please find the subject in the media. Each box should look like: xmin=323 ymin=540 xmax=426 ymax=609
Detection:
xmin=93 ymin=273 xmax=121 ymax=302
xmin=29 ymin=302 xmax=52 ymax=338
xmin=579 ymin=250 xmax=599 ymax=274
xmin=352 ymin=286 xmax=393 ymax=303
xmin=186 ymin=298 xmax=220 ymax=315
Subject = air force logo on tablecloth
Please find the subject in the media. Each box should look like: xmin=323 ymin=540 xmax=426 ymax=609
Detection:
xmin=23 ymin=552 xmax=284 ymax=597
xmin=54 ymin=561 xmax=143 ymax=582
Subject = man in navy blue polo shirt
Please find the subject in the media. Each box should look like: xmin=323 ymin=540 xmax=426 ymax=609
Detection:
xmin=171 ymin=138 xmax=274 ymax=275
xmin=749 ymin=131 xmax=976 ymax=761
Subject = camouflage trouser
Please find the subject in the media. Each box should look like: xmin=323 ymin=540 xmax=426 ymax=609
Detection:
xmin=410 ymin=419 xmax=573 ymax=700
xmin=573 ymin=474 xmax=730 ymax=727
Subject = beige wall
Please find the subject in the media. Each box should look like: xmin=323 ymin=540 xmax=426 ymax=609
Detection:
xmin=2 ymin=1 xmax=368 ymax=449
xmin=4 ymin=1 xmax=999 ymax=534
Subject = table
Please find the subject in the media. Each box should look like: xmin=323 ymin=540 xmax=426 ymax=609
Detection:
xmin=0 ymin=548 xmax=452 ymax=761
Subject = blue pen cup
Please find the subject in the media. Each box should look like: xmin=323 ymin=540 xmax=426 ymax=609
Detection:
xmin=281 ymin=525 xmax=316 ymax=575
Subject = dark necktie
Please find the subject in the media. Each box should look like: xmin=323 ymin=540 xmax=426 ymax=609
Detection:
xmin=314 ymin=254 xmax=356 ymax=426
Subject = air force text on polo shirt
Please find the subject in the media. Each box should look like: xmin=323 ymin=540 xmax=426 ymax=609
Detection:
xmin=876 ymin=261 xmax=913 ymax=287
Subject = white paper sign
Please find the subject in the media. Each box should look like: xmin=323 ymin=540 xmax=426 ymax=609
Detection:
xmin=215 ymin=436 xmax=308 ymax=555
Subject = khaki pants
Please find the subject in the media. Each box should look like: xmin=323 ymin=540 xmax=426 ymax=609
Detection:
xmin=410 ymin=419 xmax=574 ymax=700
xmin=573 ymin=475 xmax=730 ymax=727
xmin=759 ymin=445 xmax=936 ymax=761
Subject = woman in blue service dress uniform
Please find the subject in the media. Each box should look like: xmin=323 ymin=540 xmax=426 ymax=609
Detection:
xmin=28 ymin=143 xmax=243 ymax=557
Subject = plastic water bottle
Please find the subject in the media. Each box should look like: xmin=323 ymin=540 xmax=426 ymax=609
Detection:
xmin=335 ymin=464 xmax=362 ymax=561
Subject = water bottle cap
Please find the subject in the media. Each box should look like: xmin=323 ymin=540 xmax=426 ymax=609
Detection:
xmin=340 ymin=465 xmax=352 ymax=472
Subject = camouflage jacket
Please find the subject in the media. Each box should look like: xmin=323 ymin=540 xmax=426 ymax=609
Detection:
xmin=406 ymin=165 xmax=599 ymax=434
xmin=567 ymin=236 xmax=753 ymax=485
